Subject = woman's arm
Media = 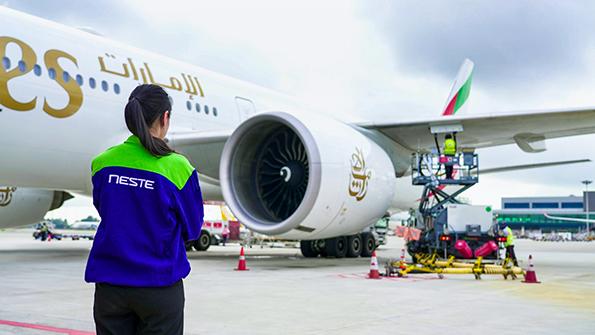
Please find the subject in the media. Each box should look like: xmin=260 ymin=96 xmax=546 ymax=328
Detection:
xmin=174 ymin=170 xmax=204 ymax=242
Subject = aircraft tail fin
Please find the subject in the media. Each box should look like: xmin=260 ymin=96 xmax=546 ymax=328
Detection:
xmin=442 ymin=58 xmax=474 ymax=116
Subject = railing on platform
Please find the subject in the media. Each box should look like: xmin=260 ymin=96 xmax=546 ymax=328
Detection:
xmin=411 ymin=150 xmax=479 ymax=186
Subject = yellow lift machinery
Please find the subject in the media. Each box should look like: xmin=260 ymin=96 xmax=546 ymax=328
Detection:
xmin=385 ymin=252 xmax=524 ymax=280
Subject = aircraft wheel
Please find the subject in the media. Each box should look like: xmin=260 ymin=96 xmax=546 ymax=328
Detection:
xmin=325 ymin=236 xmax=348 ymax=258
xmin=361 ymin=232 xmax=376 ymax=257
xmin=346 ymin=234 xmax=363 ymax=258
xmin=300 ymin=240 xmax=319 ymax=258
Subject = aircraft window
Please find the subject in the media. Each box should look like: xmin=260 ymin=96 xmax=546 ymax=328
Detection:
xmin=195 ymin=103 xmax=200 ymax=112
xmin=76 ymin=74 xmax=84 ymax=86
xmin=33 ymin=65 xmax=42 ymax=76
xmin=114 ymin=83 xmax=121 ymax=95
xmin=89 ymin=77 xmax=96 ymax=89
xmin=186 ymin=101 xmax=192 ymax=111
xmin=101 ymin=80 xmax=108 ymax=92
xmin=18 ymin=60 xmax=26 ymax=73
xmin=1 ymin=57 xmax=9 ymax=70
xmin=204 ymin=105 xmax=209 ymax=115
xmin=213 ymin=107 xmax=218 ymax=117
xmin=48 ymin=68 xmax=56 ymax=80
xmin=63 ymin=71 xmax=70 ymax=83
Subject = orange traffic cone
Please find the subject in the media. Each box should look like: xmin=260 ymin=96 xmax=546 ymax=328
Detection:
xmin=522 ymin=254 xmax=540 ymax=284
xmin=368 ymin=251 xmax=381 ymax=279
xmin=235 ymin=247 xmax=249 ymax=271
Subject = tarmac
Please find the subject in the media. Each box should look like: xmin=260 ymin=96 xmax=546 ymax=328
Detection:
xmin=0 ymin=229 xmax=594 ymax=335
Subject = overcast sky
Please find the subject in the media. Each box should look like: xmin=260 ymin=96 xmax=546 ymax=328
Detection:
xmin=5 ymin=0 xmax=595 ymax=222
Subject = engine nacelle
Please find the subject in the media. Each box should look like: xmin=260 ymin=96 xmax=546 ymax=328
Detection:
xmin=0 ymin=187 xmax=73 ymax=228
xmin=220 ymin=111 xmax=396 ymax=240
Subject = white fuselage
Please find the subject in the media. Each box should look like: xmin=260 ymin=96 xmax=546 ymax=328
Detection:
xmin=0 ymin=7 xmax=419 ymax=219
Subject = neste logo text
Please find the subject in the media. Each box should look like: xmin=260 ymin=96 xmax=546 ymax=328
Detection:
xmin=108 ymin=174 xmax=155 ymax=190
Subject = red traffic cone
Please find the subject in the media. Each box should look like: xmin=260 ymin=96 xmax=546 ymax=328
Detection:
xmin=522 ymin=254 xmax=540 ymax=284
xmin=235 ymin=247 xmax=249 ymax=271
xmin=399 ymin=248 xmax=407 ymax=271
xmin=368 ymin=251 xmax=381 ymax=279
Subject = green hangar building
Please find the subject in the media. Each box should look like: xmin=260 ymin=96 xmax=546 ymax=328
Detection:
xmin=494 ymin=192 xmax=594 ymax=234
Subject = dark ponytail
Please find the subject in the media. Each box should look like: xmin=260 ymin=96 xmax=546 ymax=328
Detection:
xmin=124 ymin=84 xmax=174 ymax=157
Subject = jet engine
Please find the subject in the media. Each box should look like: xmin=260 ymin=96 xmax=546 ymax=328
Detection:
xmin=0 ymin=187 xmax=73 ymax=228
xmin=220 ymin=111 xmax=396 ymax=240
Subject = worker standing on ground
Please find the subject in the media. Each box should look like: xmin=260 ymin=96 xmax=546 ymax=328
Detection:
xmin=85 ymin=84 xmax=204 ymax=335
xmin=39 ymin=222 xmax=49 ymax=241
xmin=222 ymin=225 xmax=230 ymax=246
xmin=443 ymin=134 xmax=457 ymax=179
xmin=501 ymin=222 xmax=518 ymax=266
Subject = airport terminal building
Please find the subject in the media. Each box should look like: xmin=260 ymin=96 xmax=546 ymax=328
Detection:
xmin=494 ymin=192 xmax=595 ymax=233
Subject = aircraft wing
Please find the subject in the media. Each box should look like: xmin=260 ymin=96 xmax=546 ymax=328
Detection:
xmin=167 ymin=106 xmax=595 ymax=179
xmin=357 ymin=106 xmax=595 ymax=153
xmin=481 ymin=159 xmax=591 ymax=174
xmin=167 ymin=130 xmax=232 ymax=179
xmin=167 ymin=130 xmax=231 ymax=146
xmin=543 ymin=213 xmax=593 ymax=224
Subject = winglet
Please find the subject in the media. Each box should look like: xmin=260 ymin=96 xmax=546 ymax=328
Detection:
xmin=442 ymin=59 xmax=474 ymax=116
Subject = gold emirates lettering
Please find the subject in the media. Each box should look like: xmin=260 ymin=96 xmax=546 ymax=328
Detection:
xmin=0 ymin=36 xmax=83 ymax=118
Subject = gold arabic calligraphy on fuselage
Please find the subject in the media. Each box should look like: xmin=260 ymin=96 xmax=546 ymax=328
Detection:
xmin=0 ymin=186 xmax=17 ymax=207
xmin=98 ymin=54 xmax=205 ymax=97
xmin=348 ymin=148 xmax=371 ymax=202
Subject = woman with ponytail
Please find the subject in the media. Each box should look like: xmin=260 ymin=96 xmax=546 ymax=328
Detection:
xmin=85 ymin=84 xmax=204 ymax=335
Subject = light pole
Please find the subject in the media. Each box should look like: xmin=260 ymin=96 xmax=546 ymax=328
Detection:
xmin=582 ymin=180 xmax=592 ymax=235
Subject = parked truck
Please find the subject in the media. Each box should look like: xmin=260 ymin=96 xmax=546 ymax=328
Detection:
xmin=406 ymin=204 xmax=505 ymax=260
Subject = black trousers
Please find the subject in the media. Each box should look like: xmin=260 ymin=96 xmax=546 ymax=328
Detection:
xmin=94 ymin=280 xmax=184 ymax=335
xmin=445 ymin=165 xmax=454 ymax=179
xmin=505 ymin=245 xmax=518 ymax=266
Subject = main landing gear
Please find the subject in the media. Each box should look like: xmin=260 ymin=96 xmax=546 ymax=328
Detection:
xmin=300 ymin=232 xmax=376 ymax=258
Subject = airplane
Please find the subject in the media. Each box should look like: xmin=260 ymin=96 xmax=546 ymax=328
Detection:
xmin=1 ymin=6 xmax=595 ymax=258
xmin=70 ymin=220 xmax=100 ymax=230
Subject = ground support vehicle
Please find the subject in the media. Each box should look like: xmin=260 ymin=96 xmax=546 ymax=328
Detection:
xmin=406 ymin=150 xmax=507 ymax=260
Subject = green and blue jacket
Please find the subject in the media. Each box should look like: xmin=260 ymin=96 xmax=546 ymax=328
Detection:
xmin=85 ymin=135 xmax=204 ymax=287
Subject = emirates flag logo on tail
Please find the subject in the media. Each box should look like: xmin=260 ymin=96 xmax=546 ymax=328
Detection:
xmin=442 ymin=58 xmax=474 ymax=116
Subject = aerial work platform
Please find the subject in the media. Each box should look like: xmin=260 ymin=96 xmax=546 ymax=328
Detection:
xmin=411 ymin=150 xmax=479 ymax=186
xmin=405 ymin=146 xmax=504 ymax=261
xmin=411 ymin=150 xmax=479 ymax=220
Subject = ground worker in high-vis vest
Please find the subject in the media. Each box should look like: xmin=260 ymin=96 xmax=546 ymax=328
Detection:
xmin=85 ymin=84 xmax=204 ymax=335
xmin=443 ymin=134 xmax=457 ymax=179
xmin=501 ymin=223 xmax=518 ymax=266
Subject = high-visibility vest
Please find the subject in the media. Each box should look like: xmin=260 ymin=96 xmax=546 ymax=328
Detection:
xmin=444 ymin=138 xmax=456 ymax=156
xmin=505 ymin=226 xmax=515 ymax=247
